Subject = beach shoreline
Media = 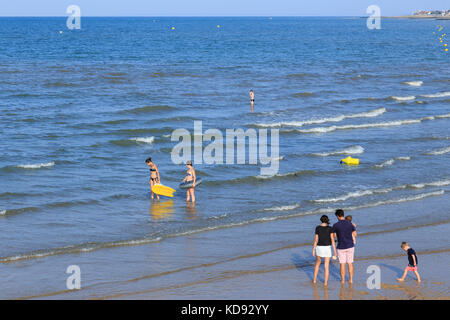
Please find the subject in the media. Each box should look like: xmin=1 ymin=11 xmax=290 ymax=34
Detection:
xmin=3 ymin=193 xmax=449 ymax=300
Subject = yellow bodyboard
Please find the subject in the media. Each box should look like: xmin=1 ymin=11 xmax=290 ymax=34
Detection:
xmin=151 ymin=184 xmax=176 ymax=198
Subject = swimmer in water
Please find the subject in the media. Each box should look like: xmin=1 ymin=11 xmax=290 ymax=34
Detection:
xmin=182 ymin=160 xmax=196 ymax=203
xmin=249 ymin=89 xmax=255 ymax=112
xmin=146 ymin=157 xmax=160 ymax=201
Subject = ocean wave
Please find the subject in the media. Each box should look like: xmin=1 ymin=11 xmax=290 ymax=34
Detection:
xmin=0 ymin=207 xmax=39 ymax=217
xmin=110 ymin=127 xmax=168 ymax=136
xmin=348 ymin=190 xmax=445 ymax=209
xmin=313 ymin=178 xmax=449 ymax=203
xmin=255 ymin=170 xmax=315 ymax=180
xmin=254 ymin=107 xmax=386 ymax=128
xmin=313 ymin=190 xmax=382 ymax=203
xmin=410 ymin=179 xmax=450 ymax=189
xmin=374 ymin=156 xmax=410 ymax=168
xmin=17 ymin=162 xmax=55 ymax=169
xmin=118 ymin=105 xmax=175 ymax=114
xmin=420 ymin=91 xmax=450 ymax=98
xmin=101 ymin=119 xmax=132 ymax=125
xmin=111 ymin=136 xmax=155 ymax=146
xmin=395 ymin=156 xmax=411 ymax=161
xmin=150 ymin=72 xmax=200 ymax=78
xmin=294 ymin=113 xmax=450 ymax=134
xmin=296 ymin=119 xmax=421 ymax=133
xmin=129 ymin=137 xmax=155 ymax=144
xmin=312 ymin=145 xmax=364 ymax=157
xmin=285 ymin=73 xmax=315 ymax=79
xmin=291 ymin=92 xmax=314 ymax=98
xmin=263 ymin=204 xmax=301 ymax=211
xmin=374 ymin=159 xmax=395 ymax=168
xmin=390 ymin=96 xmax=416 ymax=101
xmin=206 ymin=170 xmax=316 ymax=186
xmin=402 ymin=81 xmax=423 ymax=87
xmin=0 ymin=192 xmax=38 ymax=199
xmin=0 ymin=237 xmax=163 ymax=263
xmin=425 ymin=146 xmax=450 ymax=155
xmin=45 ymin=81 xmax=80 ymax=88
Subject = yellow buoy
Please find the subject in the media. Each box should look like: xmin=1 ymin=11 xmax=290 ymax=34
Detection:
xmin=171 ymin=26 xmax=175 ymax=30
xmin=217 ymin=25 xmax=220 ymax=28
xmin=340 ymin=156 xmax=360 ymax=165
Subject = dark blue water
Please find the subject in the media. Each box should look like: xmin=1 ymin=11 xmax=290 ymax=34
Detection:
xmin=0 ymin=17 xmax=449 ymax=263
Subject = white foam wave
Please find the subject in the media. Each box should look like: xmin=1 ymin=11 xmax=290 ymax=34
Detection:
xmin=314 ymin=190 xmax=376 ymax=203
xmin=426 ymin=146 xmax=450 ymax=155
xmin=410 ymin=179 xmax=450 ymax=189
xmin=375 ymin=159 xmax=395 ymax=168
xmin=297 ymin=119 xmax=421 ymax=133
xmin=0 ymin=237 xmax=163 ymax=263
xmin=403 ymin=81 xmax=423 ymax=87
xmin=264 ymin=204 xmax=301 ymax=211
xmin=395 ymin=156 xmax=411 ymax=161
xmin=17 ymin=162 xmax=55 ymax=169
xmin=130 ymin=136 xmax=155 ymax=144
xmin=255 ymin=107 xmax=386 ymax=128
xmin=391 ymin=96 xmax=416 ymax=101
xmin=0 ymin=210 xmax=6 ymax=215
xmin=353 ymin=190 xmax=445 ymax=208
xmin=420 ymin=91 xmax=450 ymax=98
xmin=312 ymin=145 xmax=364 ymax=157
xmin=313 ymin=178 xmax=449 ymax=204
xmin=296 ymin=113 xmax=449 ymax=134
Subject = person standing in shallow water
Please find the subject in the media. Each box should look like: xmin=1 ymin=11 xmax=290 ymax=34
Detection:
xmin=182 ymin=160 xmax=196 ymax=203
xmin=312 ymin=215 xmax=337 ymax=286
xmin=249 ymin=89 xmax=255 ymax=112
xmin=145 ymin=157 xmax=160 ymax=201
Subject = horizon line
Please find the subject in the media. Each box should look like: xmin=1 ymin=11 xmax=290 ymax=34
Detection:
xmin=0 ymin=15 xmax=399 ymax=18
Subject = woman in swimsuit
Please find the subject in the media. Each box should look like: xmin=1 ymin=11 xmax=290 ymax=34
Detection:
xmin=182 ymin=160 xmax=196 ymax=203
xmin=249 ymin=89 xmax=255 ymax=112
xmin=145 ymin=157 xmax=160 ymax=200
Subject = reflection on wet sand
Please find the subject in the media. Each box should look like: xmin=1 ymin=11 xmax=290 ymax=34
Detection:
xmin=340 ymin=283 xmax=354 ymax=300
xmin=313 ymin=283 xmax=329 ymax=300
xmin=185 ymin=202 xmax=198 ymax=219
xmin=149 ymin=200 xmax=174 ymax=220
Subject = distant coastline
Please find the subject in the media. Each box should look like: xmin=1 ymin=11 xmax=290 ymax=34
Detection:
xmin=385 ymin=15 xmax=450 ymax=20
xmin=386 ymin=9 xmax=450 ymax=20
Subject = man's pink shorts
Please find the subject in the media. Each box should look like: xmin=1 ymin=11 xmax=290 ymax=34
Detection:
xmin=337 ymin=247 xmax=354 ymax=264
xmin=406 ymin=266 xmax=418 ymax=272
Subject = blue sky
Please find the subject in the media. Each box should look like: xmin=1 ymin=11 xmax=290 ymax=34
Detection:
xmin=1 ymin=0 xmax=448 ymax=16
